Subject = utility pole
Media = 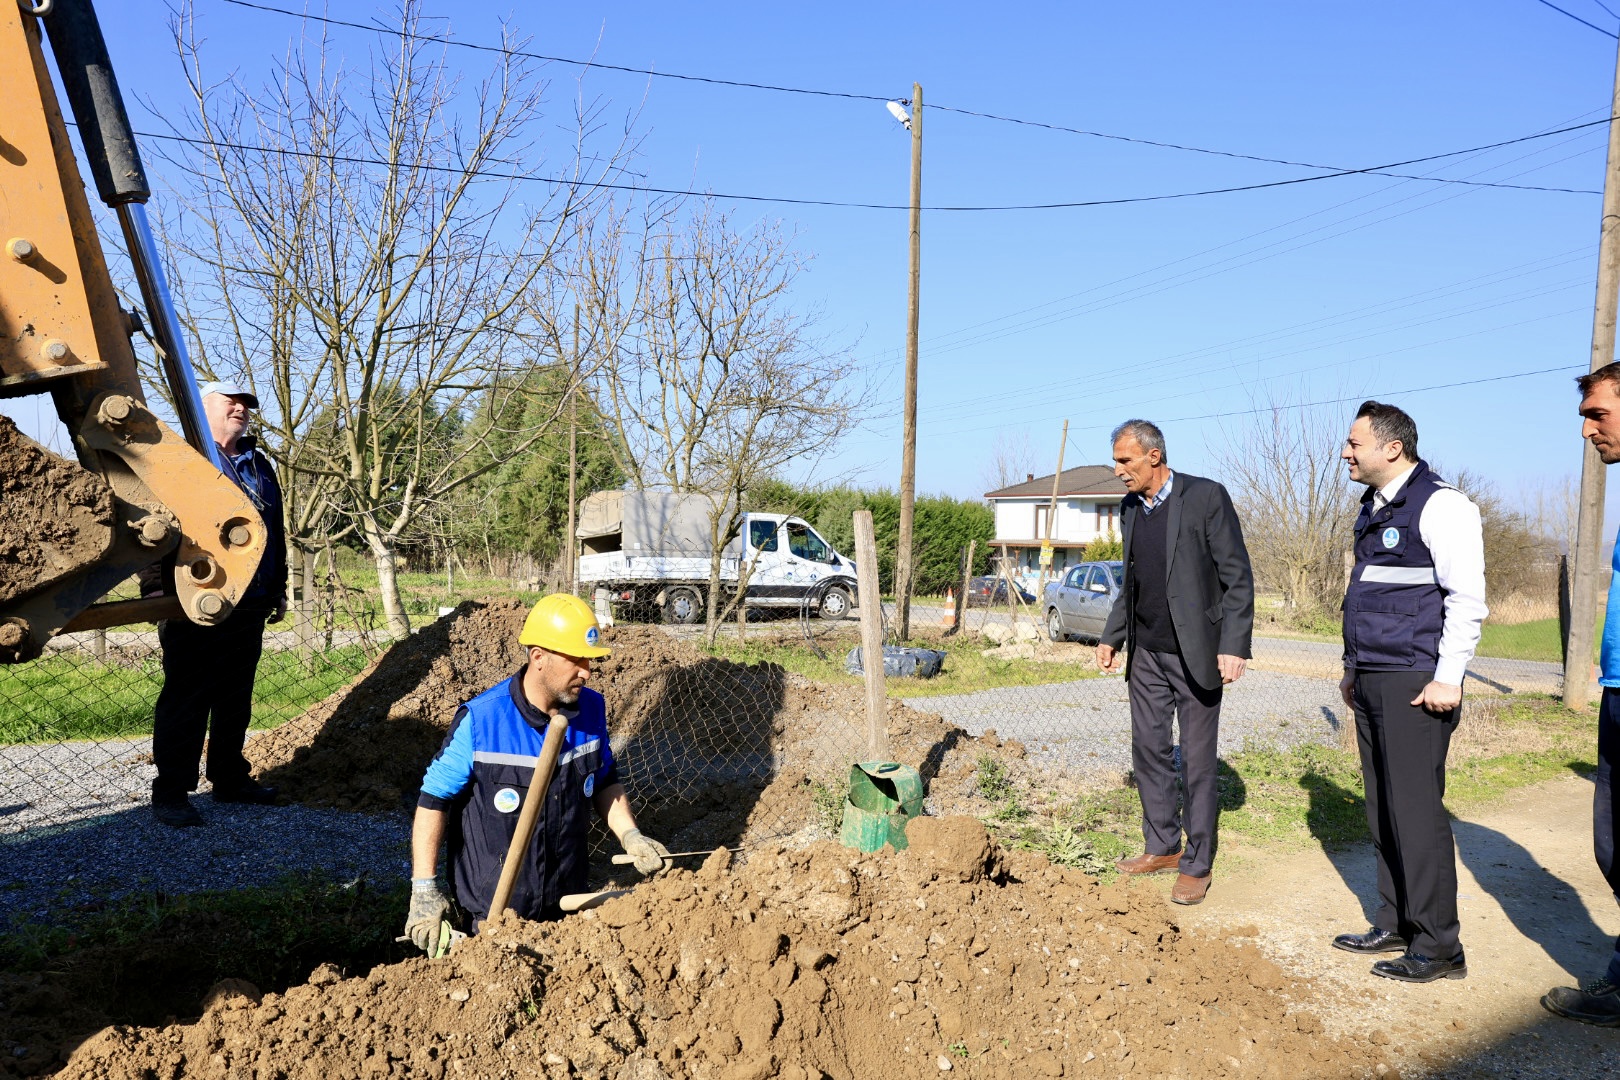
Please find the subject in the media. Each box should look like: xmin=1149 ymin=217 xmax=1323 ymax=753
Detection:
xmin=1038 ymin=420 xmax=1069 ymax=597
xmin=565 ymin=304 xmax=579 ymax=594
xmin=1564 ymin=36 xmax=1620 ymax=710
xmin=895 ymin=82 xmax=923 ymax=641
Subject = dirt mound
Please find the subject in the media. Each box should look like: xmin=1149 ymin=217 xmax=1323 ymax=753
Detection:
xmin=56 ymin=821 xmax=1389 ymax=1080
xmin=247 ymin=603 xmax=985 ymax=851
xmin=0 ymin=416 xmax=114 ymax=609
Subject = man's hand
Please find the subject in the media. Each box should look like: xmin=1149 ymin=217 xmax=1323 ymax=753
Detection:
xmin=405 ymin=878 xmax=450 ymax=954
xmin=1217 ymin=654 xmax=1246 ymax=685
xmin=1411 ymin=680 xmax=1463 ymax=716
xmin=268 ymin=597 xmax=287 ymax=625
xmin=620 ymin=828 xmax=671 ymax=876
xmin=1339 ymin=672 xmax=1355 ymax=710
xmin=1096 ymin=643 xmax=1120 ymax=673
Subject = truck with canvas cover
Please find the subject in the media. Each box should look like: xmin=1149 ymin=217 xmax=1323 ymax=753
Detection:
xmin=575 ymin=491 xmax=857 ymax=624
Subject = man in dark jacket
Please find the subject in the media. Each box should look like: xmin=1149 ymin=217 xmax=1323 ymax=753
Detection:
xmin=406 ymin=594 xmax=669 ymax=952
xmin=1097 ymin=419 xmax=1254 ymax=906
xmin=147 ymin=380 xmax=287 ymax=827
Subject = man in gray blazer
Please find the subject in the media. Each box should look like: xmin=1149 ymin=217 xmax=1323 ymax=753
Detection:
xmin=1097 ymin=420 xmax=1254 ymax=905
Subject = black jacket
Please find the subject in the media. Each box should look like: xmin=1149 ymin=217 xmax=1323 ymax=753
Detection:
xmin=1101 ymin=472 xmax=1255 ymax=691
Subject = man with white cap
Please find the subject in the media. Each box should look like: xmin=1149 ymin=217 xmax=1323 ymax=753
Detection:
xmin=145 ymin=379 xmax=288 ymax=827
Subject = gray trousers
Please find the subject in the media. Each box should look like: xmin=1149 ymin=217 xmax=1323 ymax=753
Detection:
xmin=1127 ymin=648 xmax=1223 ymax=877
xmin=1352 ymin=668 xmax=1461 ymax=959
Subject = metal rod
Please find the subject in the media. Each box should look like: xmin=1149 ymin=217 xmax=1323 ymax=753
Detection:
xmin=115 ymin=202 xmax=221 ymax=471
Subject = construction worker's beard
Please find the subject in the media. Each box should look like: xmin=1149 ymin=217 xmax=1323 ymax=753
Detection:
xmin=554 ymin=682 xmax=581 ymax=707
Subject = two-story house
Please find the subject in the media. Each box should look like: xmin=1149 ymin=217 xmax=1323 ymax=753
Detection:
xmin=984 ymin=465 xmax=1126 ymax=585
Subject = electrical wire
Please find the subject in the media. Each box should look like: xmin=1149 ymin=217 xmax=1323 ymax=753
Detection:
xmin=1533 ymin=0 xmax=1620 ymax=37
xmin=128 ymin=116 xmax=1609 ymax=215
xmin=221 ymin=0 xmax=1602 ymax=199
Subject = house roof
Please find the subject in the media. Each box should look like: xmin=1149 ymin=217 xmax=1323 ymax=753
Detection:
xmin=985 ymin=465 xmax=1125 ymax=500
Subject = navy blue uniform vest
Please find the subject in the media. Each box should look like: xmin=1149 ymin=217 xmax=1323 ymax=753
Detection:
xmin=437 ymin=679 xmax=612 ymax=922
xmin=1343 ymin=460 xmax=1449 ymax=672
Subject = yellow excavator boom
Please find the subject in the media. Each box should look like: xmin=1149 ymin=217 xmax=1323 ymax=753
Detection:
xmin=0 ymin=0 xmax=267 ymax=662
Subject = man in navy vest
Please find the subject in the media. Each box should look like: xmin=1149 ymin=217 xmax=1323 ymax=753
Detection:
xmin=405 ymin=594 xmax=669 ymax=951
xmin=1335 ymin=401 xmax=1486 ymax=984
xmin=1098 ymin=419 xmax=1254 ymax=907
xmin=1542 ymin=363 xmax=1620 ymax=1025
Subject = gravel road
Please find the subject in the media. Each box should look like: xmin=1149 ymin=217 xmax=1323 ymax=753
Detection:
xmin=903 ymin=668 xmax=1348 ymax=781
xmin=0 ymin=734 xmax=410 ymax=927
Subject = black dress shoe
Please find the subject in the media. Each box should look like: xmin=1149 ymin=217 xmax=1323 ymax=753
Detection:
xmin=211 ymin=780 xmax=281 ymax=805
xmin=1372 ymin=950 xmax=1467 ymax=983
xmin=152 ymin=799 xmax=205 ymax=828
xmin=1332 ymin=927 xmax=1409 ymax=955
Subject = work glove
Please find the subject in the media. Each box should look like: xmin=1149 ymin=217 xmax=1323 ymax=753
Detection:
xmin=620 ymin=828 xmax=671 ymax=876
xmin=406 ymin=878 xmax=450 ymax=954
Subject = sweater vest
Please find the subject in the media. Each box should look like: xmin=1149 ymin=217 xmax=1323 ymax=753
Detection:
xmin=448 ymin=680 xmax=609 ymax=922
xmin=1342 ymin=460 xmax=1449 ymax=672
xmin=1130 ymin=500 xmax=1177 ymax=653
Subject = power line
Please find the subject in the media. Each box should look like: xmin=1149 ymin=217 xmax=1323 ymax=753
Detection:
xmin=221 ymin=0 xmax=1601 ymax=198
xmin=1533 ymin=0 xmax=1620 ymax=37
xmin=130 ymin=117 xmax=1608 ymax=214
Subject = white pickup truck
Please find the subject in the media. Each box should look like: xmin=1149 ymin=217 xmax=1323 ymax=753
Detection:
xmin=575 ymin=491 xmax=858 ymax=624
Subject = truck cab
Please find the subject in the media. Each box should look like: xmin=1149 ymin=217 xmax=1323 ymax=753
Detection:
xmin=742 ymin=513 xmax=857 ymax=618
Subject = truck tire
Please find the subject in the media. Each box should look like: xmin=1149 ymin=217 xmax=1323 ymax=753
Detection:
xmin=663 ymin=587 xmax=704 ymax=625
xmin=818 ymin=585 xmax=852 ymax=621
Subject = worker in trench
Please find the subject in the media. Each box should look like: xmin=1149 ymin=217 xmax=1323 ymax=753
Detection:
xmin=405 ymin=593 xmax=670 ymax=950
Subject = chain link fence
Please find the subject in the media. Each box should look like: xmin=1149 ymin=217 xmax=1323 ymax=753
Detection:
xmin=0 ymin=549 xmax=1571 ymax=891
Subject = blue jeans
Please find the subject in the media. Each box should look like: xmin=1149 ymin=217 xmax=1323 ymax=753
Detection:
xmin=1600 ymin=691 xmax=1620 ymax=984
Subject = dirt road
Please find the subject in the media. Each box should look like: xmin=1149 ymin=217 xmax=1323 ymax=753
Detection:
xmin=1168 ymin=774 xmax=1620 ymax=1078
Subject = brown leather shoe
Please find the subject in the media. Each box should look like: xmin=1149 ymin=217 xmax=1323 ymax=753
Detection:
xmin=1170 ymin=873 xmax=1211 ymax=905
xmin=1116 ymin=851 xmax=1181 ymax=875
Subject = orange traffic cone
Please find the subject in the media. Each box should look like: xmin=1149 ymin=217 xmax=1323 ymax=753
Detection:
xmin=942 ymin=587 xmax=956 ymax=627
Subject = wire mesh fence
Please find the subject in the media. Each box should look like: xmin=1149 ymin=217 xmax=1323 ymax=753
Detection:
xmin=0 ymin=554 xmax=1571 ymax=862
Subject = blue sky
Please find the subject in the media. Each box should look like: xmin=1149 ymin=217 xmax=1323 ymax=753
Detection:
xmin=24 ymin=0 xmax=1620 ymax=517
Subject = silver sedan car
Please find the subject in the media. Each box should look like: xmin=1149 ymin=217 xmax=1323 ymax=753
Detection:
xmin=1042 ymin=561 xmax=1124 ymax=642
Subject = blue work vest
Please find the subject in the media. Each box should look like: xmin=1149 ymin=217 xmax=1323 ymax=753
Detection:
xmin=1343 ymin=461 xmax=1449 ymax=672
xmin=434 ymin=678 xmax=613 ymax=922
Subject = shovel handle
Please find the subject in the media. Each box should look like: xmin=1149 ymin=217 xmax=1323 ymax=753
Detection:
xmin=487 ymin=712 xmax=569 ymax=921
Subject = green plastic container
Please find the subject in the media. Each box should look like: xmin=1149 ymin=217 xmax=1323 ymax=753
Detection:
xmin=839 ymin=761 xmax=924 ymax=852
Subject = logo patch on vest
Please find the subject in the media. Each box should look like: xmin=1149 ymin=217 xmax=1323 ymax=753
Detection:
xmin=1381 ymin=527 xmax=1400 ymax=549
xmin=586 ymin=626 xmax=599 ymax=646
xmin=583 ymin=773 xmax=596 ymax=798
xmin=492 ymin=787 xmax=521 ymax=814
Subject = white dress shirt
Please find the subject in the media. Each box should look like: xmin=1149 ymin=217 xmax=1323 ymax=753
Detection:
xmin=1372 ymin=464 xmax=1488 ymax=686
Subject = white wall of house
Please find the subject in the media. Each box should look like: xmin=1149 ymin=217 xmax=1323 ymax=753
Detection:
xmin=992 ymin=497 xmax=1123 ymax=544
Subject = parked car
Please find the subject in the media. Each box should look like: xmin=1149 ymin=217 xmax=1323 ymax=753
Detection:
xmin=1042 ymin=561 xmax=1124 ymax=642
xmin=965 ymin=575 xmax=1037 ymax=608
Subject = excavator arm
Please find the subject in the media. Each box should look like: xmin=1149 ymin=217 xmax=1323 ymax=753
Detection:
xmin=0 ymin=0 xmax=266 ymax=662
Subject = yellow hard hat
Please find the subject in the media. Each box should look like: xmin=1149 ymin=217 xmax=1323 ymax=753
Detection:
xmin=519 ymin=593 xmax=611 ymax=658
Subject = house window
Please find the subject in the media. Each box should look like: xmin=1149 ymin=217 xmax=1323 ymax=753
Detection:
xmin=1096 ymin=503 xmax=1117 ymax=535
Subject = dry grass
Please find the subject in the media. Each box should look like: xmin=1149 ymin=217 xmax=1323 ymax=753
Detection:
xmin=1335 ymin=694 xmax=1577 ymax=761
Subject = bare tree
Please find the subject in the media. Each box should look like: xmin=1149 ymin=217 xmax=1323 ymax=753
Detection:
xmin=981 ymin=431 xmax=1040 ymax=495
xmin=165 ymin=1 xmax=632 ymax=638
xmin=1213 ymin=397 xmax=1357 ymax=615
xmin=591 ymin=202 xmax=867 ymax=643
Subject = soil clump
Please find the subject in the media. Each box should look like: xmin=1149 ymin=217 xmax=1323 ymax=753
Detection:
xmin=0 ymin=416 xmax=114 ymax=609
xmin=55 ymin=818 xmax=1388 ymax=1080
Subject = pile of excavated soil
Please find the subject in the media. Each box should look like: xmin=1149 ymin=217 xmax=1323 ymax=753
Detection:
xmin=246 ymin=602 xmax=1003 ymax=850
xmin=0 ymin=416 xmax=114 ymax=609
xmin=56 ymin=818 xmax=1391 ymax=1080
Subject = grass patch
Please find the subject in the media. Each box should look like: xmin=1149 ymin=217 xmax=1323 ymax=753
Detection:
xmin=705 ymin=629 xmax=1103 ymax=698
xmin=0 ymin=872 xmax=408 ymax=1030
xmin=0 ymin=646 xmax=371 ymax=743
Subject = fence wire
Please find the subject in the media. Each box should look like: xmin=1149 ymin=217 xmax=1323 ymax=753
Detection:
xmin=0 ymin=563 xmax=1569 ymax=899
